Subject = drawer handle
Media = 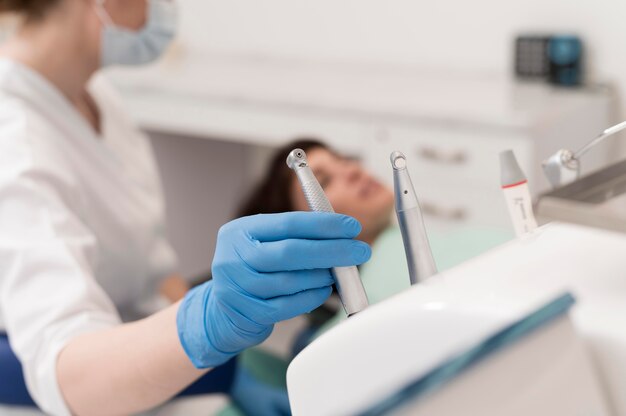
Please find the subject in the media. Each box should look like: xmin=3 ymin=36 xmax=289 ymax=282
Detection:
xmin=421 ymin=202 xmax=467 ymax=221
xmin=418 ymin=147 xmax=468 ymax=165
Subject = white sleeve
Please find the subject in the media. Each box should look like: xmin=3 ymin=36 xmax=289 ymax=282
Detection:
xmin=0 ymin=170 xmax=121 ymax=415
xmin=90 ymin=74 xmax=180 ymax=297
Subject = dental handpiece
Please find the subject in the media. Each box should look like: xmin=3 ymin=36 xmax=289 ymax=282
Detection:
xmin=391 ymin=151 xmax=437 ymax=285
xmin=286 ymin=149 xmax=369 ymax=317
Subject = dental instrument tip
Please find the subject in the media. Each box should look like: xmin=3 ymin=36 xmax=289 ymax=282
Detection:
xmin=390 ymin=151 xmax=407 ymax=170
xmin=499 ymin=150 xmax=526 ymax=187
xmin=286 ymin=148 xmax=308 ymax=170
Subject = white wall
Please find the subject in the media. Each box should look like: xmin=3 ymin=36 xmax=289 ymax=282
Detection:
xmin=179 ymin=0 xmax=626 ymax=115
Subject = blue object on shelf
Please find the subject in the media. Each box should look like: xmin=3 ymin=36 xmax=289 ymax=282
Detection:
xmin=515 ymin=34 xmax=583 ymax=86
xmin=548 ymin=35 xmax=583 ymax=86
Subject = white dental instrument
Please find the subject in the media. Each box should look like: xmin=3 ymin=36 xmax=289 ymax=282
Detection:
xmin=391 ymin=151 xmax=437 ymax=284
xmin=286 ymin=149 xmax=369 ymax=316
xmin=500 ymin=150 xmax=538 ymax=237
xmin=543 ymin=120 xmax=626 ymax=188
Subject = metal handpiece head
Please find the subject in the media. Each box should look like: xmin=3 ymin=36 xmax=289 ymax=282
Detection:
xmin=287 ymin=148 xmax=334 ymax=212
xmin=390 ymin=151 xmax=407 ymax=170
xmin=286 ymin=149 xmax=309 ymax=170
xmin=542 ymin=149 xmax=580 ymax=188
xmin=542 ymin=120 xmax=626 ymax=188
xmin=392 ymin=151 xmax=418 ymax=211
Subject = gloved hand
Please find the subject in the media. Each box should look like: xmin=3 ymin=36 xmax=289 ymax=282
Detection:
xmin=177 ymin=212 xmax=371 ymax=368
xmin=230 ymin=366 xmax=291 ymax=416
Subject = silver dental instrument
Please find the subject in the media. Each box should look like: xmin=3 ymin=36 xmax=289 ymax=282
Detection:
xmin=391 ymin=151 xmax=438 ymax=284
xmin=286 ymin=149 xmax=369 ymax=316
xmin=543 ymin=120 xmax=626 ymax=188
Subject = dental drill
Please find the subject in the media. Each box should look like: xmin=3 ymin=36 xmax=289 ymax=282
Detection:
xmin=286 ymin=149 xmax=369 ymax=316
xmin=390 ymin=152 xmax=438 ymax=285
xmin=543 ymin=120 xmax=626 ymax=188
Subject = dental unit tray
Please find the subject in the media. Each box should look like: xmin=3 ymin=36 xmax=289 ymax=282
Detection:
xmin=536 ymin=158 xmax=626 ymax=233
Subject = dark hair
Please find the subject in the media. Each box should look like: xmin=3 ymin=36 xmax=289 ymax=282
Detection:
xmin=236 ymin=138 xmax=329 ymax=218
xmin=0 ymin=0 xmax=60 ymax=19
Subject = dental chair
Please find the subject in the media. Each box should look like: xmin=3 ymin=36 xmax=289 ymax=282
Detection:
xmin=0 ymin=333 xmax=36 ymax=407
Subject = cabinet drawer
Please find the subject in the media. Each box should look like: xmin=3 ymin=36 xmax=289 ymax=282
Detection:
xmin=413 ymin=183 xmax=512 ymax=230
xmin=365 ymin=125 xmax=533 ymax=189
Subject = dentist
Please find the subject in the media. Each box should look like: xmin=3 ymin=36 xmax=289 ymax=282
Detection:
xmin=0 ymin=1 xmax=371 ymax=415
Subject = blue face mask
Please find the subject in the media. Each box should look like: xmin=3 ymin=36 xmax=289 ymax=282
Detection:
xmin=94 ymin=0 xmax=178 ymax=67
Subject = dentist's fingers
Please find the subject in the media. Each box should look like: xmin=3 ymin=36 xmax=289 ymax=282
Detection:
xmin=230 ymin=269 xmax=335 ymax=300
xmin=252 ymin=286 xmax=334 ymax=325
xmin=237 ymin=238 xmax=371 ymax=273
xmin=233 ymin=212 xmax=362 ymax=242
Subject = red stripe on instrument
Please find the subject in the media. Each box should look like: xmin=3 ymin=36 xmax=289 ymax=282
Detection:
xmin=501 ymin=180 xmax=528 ymax=189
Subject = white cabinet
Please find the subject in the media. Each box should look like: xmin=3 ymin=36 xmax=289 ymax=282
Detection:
xmin=363 ymin=125 xmax=531 ymax=230
xmin=357 ymin=88 xmax=612 ymax=233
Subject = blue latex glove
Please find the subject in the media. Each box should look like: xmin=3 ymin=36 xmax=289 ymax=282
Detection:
xmin=230 ymin=366 xmax=291 ymax=416
xmin=177 ymin=212 xmax=371 ymax=368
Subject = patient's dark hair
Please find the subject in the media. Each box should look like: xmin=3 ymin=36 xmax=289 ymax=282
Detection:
xmin=237 ymin=139 xmax=329 ymax=218
xmin=0 ymin=0 xmax=60 ymax=19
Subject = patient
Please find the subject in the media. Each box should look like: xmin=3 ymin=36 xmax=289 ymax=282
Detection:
xmin=238 ymin=138 xmax=512 ymax=325
xmin=237 ymin=139 xmax=412 ymax=337
xmin=238 ymin=139 xmax=394 ymax=245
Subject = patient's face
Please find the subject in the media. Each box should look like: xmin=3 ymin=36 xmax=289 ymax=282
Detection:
xmin=291 ymin=147 xmax=394 ymax=241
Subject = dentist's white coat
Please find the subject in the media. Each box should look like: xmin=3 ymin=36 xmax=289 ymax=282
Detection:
xmin=0 ymin=58 xmax=178 ymax=415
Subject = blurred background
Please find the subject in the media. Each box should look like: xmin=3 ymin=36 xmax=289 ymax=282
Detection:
xmin=2 ymin=0 xmax=625 ymax=283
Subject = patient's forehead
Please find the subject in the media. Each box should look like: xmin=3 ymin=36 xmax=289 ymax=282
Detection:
xmin=307 ymin=148 xmax=343 ymax=171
